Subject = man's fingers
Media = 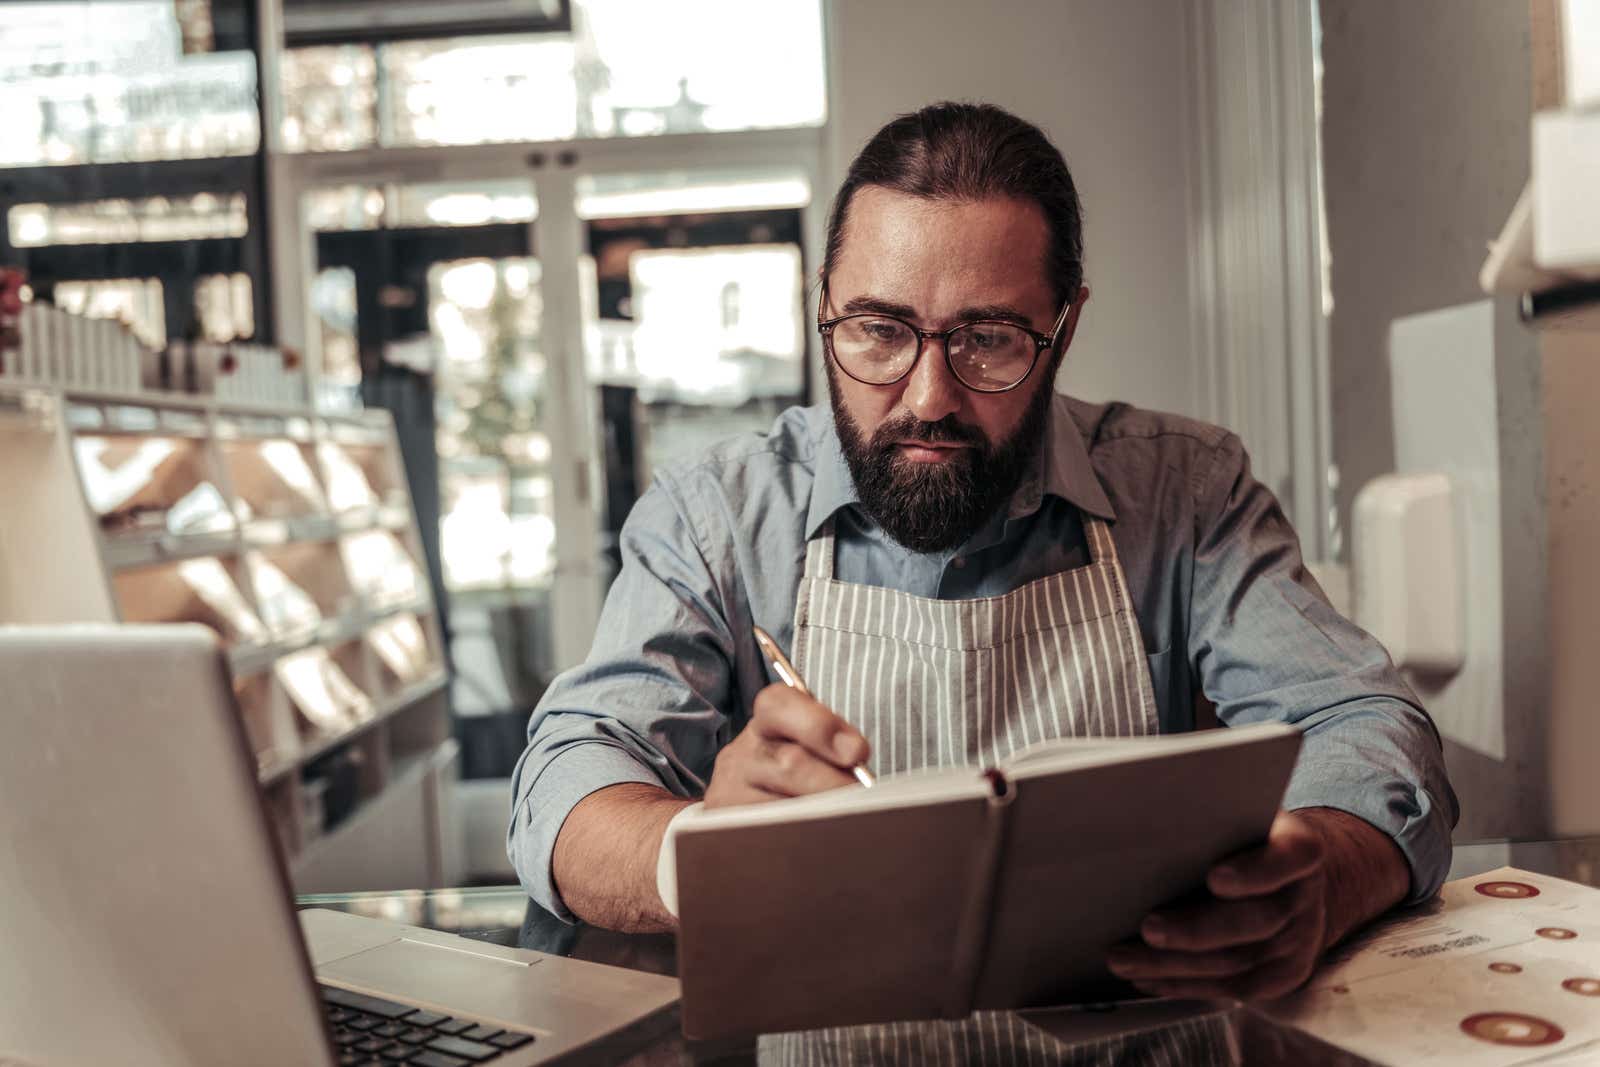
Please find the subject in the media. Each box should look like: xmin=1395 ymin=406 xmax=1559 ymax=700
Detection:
xmin=705 ymin=687 xmax=870 ymax=807
xmin=1208 ymin=810 xmax=1324 ymax=899
xmin=745 ymin=738 xmax=859 ymax=796
xmin=1120 ymin=953 xmax=1317 ymax=1003
xmin=702 ymin=775 xmax=788 ymax=809
xmin=704 ymin=741 xmax=794 ymax=808
xmin=1140 ymin=885 xmax=1305 ymax=952
xmin=1107 ymin=936 xmax=1297 ymax=982
xmin=1110 ymin=812 xmax=1332 ymax=1003
xmin=751 ymin=684 xmax=871 ymax=767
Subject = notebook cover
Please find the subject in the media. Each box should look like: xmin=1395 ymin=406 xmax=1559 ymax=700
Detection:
xmin=675 ymin=789 xmax=996 ymax=1040
xmin=973 ymin=727 xmax=1302 ymax=1008
xmin=673 ymin=725 xmax=1300 ymax=1040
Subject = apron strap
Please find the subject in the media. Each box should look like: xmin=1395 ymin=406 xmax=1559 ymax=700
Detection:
xmin=803 ymin=516 xmax=837 ymax=581
xmin=1084 ymin=511 xmax=1110 ymax=565
xmin=1086 ymin=513 xmax=1161 ymax=727
xmin=1084 ymin=516 xmax=1123 ymax=602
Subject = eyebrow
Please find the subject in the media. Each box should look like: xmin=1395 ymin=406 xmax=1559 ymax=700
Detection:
xmin=838 ymin=293 xmax=1037 ymax=330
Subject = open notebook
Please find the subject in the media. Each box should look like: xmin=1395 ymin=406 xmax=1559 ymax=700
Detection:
xmin=672 ymin=722 xmax=1302 ymax=1041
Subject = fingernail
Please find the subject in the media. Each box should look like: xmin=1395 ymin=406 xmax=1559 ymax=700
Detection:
xmin=834 ymin=731 xmax=864 ymax=762
xmin=1141 ymin=916 xmax=1167 ymax=945
xmin=1106 ymin=953 xmax=1131 ymax=975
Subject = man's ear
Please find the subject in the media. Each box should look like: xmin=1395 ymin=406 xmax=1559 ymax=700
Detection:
xmin=1053 ymin=285 xmax=1091 ymax=366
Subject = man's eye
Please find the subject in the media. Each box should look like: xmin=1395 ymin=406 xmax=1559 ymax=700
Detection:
xmin=862 ymin=320 xmax=906 ymax=342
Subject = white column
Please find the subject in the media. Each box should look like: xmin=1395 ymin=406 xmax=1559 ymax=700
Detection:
xmin=533 ymin=169 xmax=605 ymax=670
xmin=256 ymin=0 xmax=313 ymax=363
xmin=1183 ymin=0 xmax=1331 ymax=559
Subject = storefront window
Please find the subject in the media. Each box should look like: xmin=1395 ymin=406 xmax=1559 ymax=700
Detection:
xmin=303 ymin=182 xmax=538 ymax=233
xmin=430 ymin=257 xmax=555 ymax=590
xmin=574 ymin=0 xmax=825 ymax=138
xmin=0 ymin=1 xmax=258 ymax=168
xmin=8 ymin=193 xmax=248 ymax=247
xmin=277 ymin=0 xmax=825 ymax=153
xmin=578 ymin=172 xmax=809 ymax=491
xmin=381 ymin=37 xmax=578 ymax=147
xmin=278 ymin=45 xmax=377 ymax=154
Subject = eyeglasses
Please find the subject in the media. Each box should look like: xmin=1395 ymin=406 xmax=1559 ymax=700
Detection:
xmin=817 ymin=281 xmax=1073 ymax=394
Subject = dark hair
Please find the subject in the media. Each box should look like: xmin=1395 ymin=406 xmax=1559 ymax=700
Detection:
xmin=823 ymin=101 xmax=1084 ymax=306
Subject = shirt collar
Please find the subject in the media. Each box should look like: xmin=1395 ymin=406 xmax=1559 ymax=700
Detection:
xmin=805 ymin=406 xmax=860 ymax=540
xmin=1037 ymin=391 xmax=1116 ymax=521
xmin=803 ymin=395 xmax=1116 ymax=543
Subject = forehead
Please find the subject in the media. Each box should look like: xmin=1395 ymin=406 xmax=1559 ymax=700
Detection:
xmin=831 ymin=186 xmax=1054 ymax=311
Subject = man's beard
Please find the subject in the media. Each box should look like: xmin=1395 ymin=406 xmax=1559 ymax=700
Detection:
xmin=829 ymin=371 xmax=1055 ymax=555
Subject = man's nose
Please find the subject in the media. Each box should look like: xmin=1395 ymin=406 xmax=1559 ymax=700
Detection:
xmin=899 ymin=336 xmax=962 ymax=424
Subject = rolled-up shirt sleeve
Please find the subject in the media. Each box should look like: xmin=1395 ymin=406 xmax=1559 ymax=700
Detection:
xmin=1188 ymin=434 xmax=1460 ymax=904
xmin=507 ymin=471 xmax=736 ymax=920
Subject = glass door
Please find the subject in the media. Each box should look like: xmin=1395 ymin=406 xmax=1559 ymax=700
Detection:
xmin=574 ymin=167 xmax=813 ymax=581
xmin=282 ymin=149 xmax=825 ymax=780
xmin=429 ymin=254 xmax=561 ymax=719
xmin=302 ymin=179 xmax=561 ymax=726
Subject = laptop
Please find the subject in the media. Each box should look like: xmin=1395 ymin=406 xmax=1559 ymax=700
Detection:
xmin=0 ymin=625 xmax=680 ymax=1067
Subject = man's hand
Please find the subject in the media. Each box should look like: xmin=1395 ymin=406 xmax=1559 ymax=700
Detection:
xmin=1105 ymin=808 xmax=1409 ymax=1002
xmin=703 ymin=684 xmax=870 ymax=808
xmin=551 ymin=687 xmax=869 ymax=930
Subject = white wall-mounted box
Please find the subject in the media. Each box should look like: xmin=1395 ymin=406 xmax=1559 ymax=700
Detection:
xmin=1532 ymin=108 xmax=1600 ymax=273
xmin=1354 ymin=472 xmax=1463 ymax=676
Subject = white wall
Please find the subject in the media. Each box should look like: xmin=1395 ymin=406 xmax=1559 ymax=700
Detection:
xmin=1320 ymin=0 xmax=1532 ymax=558
xmin=1319 ymin=0 xmax=1546 ymax=841
xmin=823 ymin=0 xmax=1199 ymax=418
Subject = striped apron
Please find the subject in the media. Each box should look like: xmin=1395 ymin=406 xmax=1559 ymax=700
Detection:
xmin=760 ymin=515 xmax=1229 ymax=1065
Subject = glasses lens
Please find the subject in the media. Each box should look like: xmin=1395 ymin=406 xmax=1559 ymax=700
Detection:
xmin=949 ymin=323 xmax=1036 ymax=391
xmin=830 ymin=315 xmax=917 ymax=383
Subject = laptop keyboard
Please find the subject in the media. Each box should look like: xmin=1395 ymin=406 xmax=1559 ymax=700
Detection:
xmin=321 ymin=984 xmax=537 ymax=1066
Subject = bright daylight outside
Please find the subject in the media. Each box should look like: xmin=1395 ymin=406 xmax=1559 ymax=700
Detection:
xmin=2 ymin=0 xmax=826 ymax=701
xmin=274 ymin=3 xmax=825 ymax=696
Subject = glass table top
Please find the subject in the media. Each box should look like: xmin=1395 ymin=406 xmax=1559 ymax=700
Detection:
xmin=295 ymin=837 xmax=1600 ymax=1065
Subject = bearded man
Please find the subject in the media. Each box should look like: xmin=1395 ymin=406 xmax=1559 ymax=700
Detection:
xmin=509 ymin=101 xmax=1456 ymax=1063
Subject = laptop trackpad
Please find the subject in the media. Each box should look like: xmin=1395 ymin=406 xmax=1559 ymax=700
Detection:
xmin=319 ymin=938 xmax=551 ymax=1033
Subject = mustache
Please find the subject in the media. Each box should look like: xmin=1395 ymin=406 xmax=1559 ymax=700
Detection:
xmin=869 ymin=414 xmax=988 ymax=451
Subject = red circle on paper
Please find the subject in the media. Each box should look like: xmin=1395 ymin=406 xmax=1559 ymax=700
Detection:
xmin=1562 ymin=978 xmax=1600 ymax=996
xmin=1537 ymin=928 xmax=1578 ymax=940
xmin=1475 ymin=881 xmax=1540 ymax=899
xmin=1459 ymin=1013 xmax=1565 ymax=1047
xmin=1488 ymin=962 xmax=1523 ymax=974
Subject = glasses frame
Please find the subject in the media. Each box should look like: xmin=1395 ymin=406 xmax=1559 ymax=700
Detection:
xmin=816 ymin=280 xmax=1075 ymax=394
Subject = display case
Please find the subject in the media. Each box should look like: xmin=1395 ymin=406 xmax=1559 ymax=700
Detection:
xmin=0 ymin=380 xmax=457 ymax=893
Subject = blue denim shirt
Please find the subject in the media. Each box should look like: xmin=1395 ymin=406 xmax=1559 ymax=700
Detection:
xmin=509 ymin=393 xmax=1459 ymax=920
